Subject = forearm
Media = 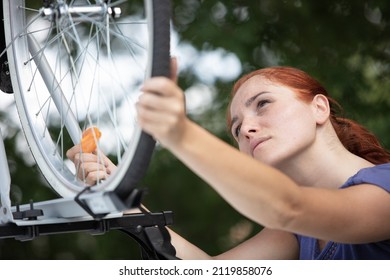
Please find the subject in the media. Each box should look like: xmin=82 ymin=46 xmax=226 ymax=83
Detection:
xmin=126 ymin=205 xmax=211 ymax=259
xmin=167 ymin=227 xmax=212 ymax=260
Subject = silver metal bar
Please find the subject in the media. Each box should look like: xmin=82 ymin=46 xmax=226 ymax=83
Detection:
xmin=0 ymin=129 xmax=13 ymax=224
xmin=28 ymin=34 xmax=82 ymax=145
xmin=11 ymin=191 xmax=126 ymax=226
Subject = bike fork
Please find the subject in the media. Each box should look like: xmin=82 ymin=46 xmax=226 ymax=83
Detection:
xmin=0 ymin=128 xmax=13 ymax=223
xmin=0 ymin=1 xmax=13 ymax=93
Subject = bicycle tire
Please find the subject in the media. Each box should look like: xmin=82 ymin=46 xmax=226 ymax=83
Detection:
xmin=3 ymin=0 xmax=171 ymax=200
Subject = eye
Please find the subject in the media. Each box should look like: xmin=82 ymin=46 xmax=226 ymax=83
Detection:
xmin=233 ymin=124 xmax=241 ymax=138
xmin=257 ymin=99 xmax=270 ymax=109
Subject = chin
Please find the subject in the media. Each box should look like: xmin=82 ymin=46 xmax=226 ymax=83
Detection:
xmin=254 ymin=154 xmax=277 ymax=166
xmin=254 ymin=152 xmax=286 ymax=169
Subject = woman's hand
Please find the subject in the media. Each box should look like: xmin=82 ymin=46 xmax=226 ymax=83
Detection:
xmin=137 ymin=77 xmax=188 ymax=149
xmin=137 ymin=56 xmax=188 ymax=149
xmin=66 ymin=144 xmax=117 ymax=186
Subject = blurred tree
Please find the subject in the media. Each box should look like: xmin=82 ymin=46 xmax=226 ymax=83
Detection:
xmin=0 ymin=0 xmax=389 ymax=259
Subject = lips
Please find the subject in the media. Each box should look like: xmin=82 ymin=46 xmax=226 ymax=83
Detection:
xmin=250 ymin=137 xmax=270 ymax=156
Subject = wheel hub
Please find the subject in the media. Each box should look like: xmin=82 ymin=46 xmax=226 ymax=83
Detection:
xmin=40 ymin=0 xmax=122 ymax=22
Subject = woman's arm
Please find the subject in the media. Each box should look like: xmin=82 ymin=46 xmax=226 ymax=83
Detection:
xmin=169 ymin=227 xmax=299 ymax=260
xmin=167 ymin=228 xmax=212 ymax=259
xmin=137 ymin=77 xmax=390 ymax=244
xmin=137 ymin=77 xmax=301 ymax=228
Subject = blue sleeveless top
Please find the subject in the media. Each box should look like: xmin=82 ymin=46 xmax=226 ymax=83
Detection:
xmin=296 ymin=163 xmax=390 ymax=260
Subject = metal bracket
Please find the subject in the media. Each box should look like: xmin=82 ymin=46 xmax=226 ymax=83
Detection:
xmin=0 ymin=210 xmax=179 ymax=259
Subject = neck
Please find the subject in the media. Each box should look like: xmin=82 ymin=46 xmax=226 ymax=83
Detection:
xmin=274 ymin=127 xmax=374 ymax=189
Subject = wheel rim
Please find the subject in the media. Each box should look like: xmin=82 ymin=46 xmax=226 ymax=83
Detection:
xmin=4 ymin=0 xmax=158 ymax=198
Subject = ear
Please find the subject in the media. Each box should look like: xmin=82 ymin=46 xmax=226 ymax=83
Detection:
xmin=311 ymin=94 xmax=330 ymax=125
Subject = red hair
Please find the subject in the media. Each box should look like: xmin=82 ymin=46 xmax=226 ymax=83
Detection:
xmin=227 ymin=66 xmax=390 ymax=164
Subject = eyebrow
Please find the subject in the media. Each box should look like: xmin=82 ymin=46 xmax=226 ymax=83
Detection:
xmin=245 ymin=91 xmax=270 ymax=107
xmin=230 ymin=91 xmax=270 ymax=128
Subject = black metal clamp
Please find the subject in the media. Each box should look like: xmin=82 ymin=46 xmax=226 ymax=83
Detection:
xmin=1 ymin=199 xmax=178 ymax=259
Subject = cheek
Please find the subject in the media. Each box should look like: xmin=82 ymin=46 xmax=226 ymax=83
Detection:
xmin=272 ymin=105 xmax=316 ymax=140
xmin=238 ymin=141 xmax=251 ymax=155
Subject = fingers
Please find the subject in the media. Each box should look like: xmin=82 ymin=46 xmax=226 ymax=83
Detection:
xmin=137 ymin=104 xmax=181 ymax=139
xmin=137 ymin=77 xmax=187 ymax=147
xmin=76 ymin=162 xmax=109 ymax=186
xmin=170 ymin=56 xmax=178 ymax=83
xmin=138 ymin=78 xmax=184 ymax=124
xmin=73 ymin=153 xmax=111 ymax=185
xmin=137 ymin=88 xmax=184 ymax=115
xmin=93 ymin=150 xmax=117 ymax=170
xmin=67 ymin=148 xmax=116 ymax=186
xmin=141 ymin=76 xmax=182 ymax=98
xmin=66 ymin=143 xmax=81 ymax=162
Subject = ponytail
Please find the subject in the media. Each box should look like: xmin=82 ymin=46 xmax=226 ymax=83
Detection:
xmin=326 ymin=95 xmax=390 ymax=164
xmin=331 ymin=116 xmax=390 ymax=164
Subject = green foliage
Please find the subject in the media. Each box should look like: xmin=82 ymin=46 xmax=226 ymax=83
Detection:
xmin=173 ymin=0 xmax=390 ymax=145
xmin=1 ymin=0 xmax=389 ymax=259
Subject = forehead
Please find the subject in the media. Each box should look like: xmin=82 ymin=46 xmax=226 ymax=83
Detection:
xmin=229 ymin=75 xmax=302 ymax=119
xmin=231 ymin=76 xmax=285 ymax=107
xmin=235 ymin=75 xmax=271 ymax=95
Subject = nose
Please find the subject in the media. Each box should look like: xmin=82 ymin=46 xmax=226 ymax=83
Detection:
xmin=241 ymin=118 xmax=259 ymax=139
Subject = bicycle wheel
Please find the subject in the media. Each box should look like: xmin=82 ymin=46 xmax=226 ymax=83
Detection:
xmin=3 ymin=0 xmax=171 ymax=200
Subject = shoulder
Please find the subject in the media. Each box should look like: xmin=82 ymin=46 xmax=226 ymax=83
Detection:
xmin=341 ymin=163 xmax=390 ymax=192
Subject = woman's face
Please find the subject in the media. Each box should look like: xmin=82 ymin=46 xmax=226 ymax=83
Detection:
xmin=229 ymin=75 xmax=318 ymax=168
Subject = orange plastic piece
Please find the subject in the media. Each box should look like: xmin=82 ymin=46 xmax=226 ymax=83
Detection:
xmin=81 ymin=127 xmax=102 ymax=153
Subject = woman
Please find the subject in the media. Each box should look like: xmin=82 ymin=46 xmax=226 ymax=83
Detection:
xmin=67 ymin=66 xmax=390 ymax=259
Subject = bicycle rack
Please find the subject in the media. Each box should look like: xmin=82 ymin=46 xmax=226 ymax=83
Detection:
xmin=0 ymin=207 xmax=178 ymax=260
xmin=0 ymin=129 xmax=178 ymax=260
